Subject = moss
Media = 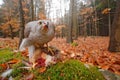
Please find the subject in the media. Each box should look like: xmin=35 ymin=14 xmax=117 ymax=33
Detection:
xmin=88 ymin=66 xmax=105 ymax=80
xmin=35 ymin=60 xmax=105 ymax=80
xmin=71 ymin=42 xmax=78 ymax=47
xmin=12 ymin=62 xmax=24 ymax=69
xmin=0 ymin=48 xmax=25 ymax=64
xmin=0 ymin=49 xmax=105 ymax=80
xmin=0 ymin=49 xmax=14 ymax=63
xmin=14 ymin=75 xmax=23 ymax=80
xmin=0 ymin=49 xmax=27 ymax=76
xmin=11 ymin=68 xmax=28 ymax=77
xmin=11 ymin=59 xmax=105 ymax=80
xmin=11 ymin=62 xmax=28 ymax=79
xmin=0 ymin=66 xmax=3 ymax=73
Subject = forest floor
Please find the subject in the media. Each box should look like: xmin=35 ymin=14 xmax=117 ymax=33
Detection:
xmin=0 ymin=37 xmax=120 ymax=79
xmin=49 ymin=37 xmax=120 ymax=74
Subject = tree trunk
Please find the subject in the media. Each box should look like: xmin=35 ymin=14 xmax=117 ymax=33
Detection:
xmin=73 ymin=0 xmax=78 ymax=39
xmin=108 ymin=0 xmax=120 ymax=52
xmin=34 ymin=0 xmax=36 ymax=20
xmin=94 ymin=4 xmax=98 ymax=36
xmin=9 ymin=24 xmax=14 ymax=39
xmin=18 ymin=0 xmax=25 ymax=48
xmin=66 ymin=0 xmax=73 ymax=43
xmin=108 ymin=0 xmax=111 ymax=36
xmin=83 ymin=15 xmax=87 ymax=40
xmin=30 ymin=0 xmax=34 ymax=21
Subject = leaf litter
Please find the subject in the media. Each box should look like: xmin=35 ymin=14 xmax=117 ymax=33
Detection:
xmin=0 ymin=37 xmax=120 ymax=79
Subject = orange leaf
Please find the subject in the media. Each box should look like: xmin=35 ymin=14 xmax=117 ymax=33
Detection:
xmin=101 ymin=65 xmax=110 ymax=70
xmin=21 ymin=49 xmax=28 ymax=57
xmin=0 ymin=63 xmax=8 ymax=69
xmin=8 ymin=59 xmax=20 ymax=64
xmin=102 ymin=8 xmax=111 ymax=14
xmin=25 ymin=73 xmax=34 ymax=80
xmin=39 ymin=67 xmax=46 ymax=73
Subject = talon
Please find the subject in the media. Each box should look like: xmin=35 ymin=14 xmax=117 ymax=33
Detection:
xmin=32 ymin=63 xmax=38 ymax=69
xmin=45 ymin=43 xmax=54 ymax=55
xmin=19 ymin=47 xmax=26 ymax=51
xmin=48 ymin=47 xmax=54 ymax=55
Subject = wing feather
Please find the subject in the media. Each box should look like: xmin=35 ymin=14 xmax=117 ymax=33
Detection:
xmin=24 ymin=24 xmax=31 ymax=38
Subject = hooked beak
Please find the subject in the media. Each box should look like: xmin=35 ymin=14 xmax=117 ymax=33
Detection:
xmin=42 ymin=25 xmax=48 ymax=31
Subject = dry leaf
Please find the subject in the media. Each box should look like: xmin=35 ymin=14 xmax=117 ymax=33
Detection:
xmin=25 ymin=73 xmax=34 ymax=80
xmin=102 ymin=8 xmax=111 ymax=14
xmin=101 ymin=65 xmax=110 ymax=70
xmin=39 ymin=67 xmax=46 ymax=73
xmin=8 ymin=59 xmax=20 ymax=64
xmin=0 ymin=63 xmax=8 ymax=69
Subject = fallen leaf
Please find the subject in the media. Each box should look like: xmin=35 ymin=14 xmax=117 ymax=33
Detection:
xmin=8 ymin=59 xmax=20 ymax=64
xmin=0 ymin=63 xmax=8 ymax=70
xmin=101 ymin=65 xmax=110 ymax=70
xmin=25 ymin=73 xmax=34 ymax=80
xmin=21 ymin=49 xmax=28 ymax=57
xmin=39 ymin=67 xmax=46 ymax=73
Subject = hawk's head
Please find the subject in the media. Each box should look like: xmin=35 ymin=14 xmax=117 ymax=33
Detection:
xmin=38 ymin=20 xmax=49 ymax=32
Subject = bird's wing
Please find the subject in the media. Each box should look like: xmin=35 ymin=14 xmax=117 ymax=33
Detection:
xmin=24 ymin=23 xmax=31 ymax=38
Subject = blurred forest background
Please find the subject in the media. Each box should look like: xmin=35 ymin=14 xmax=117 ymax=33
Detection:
xmin=0 ymin=0 xmax=120 ymax=52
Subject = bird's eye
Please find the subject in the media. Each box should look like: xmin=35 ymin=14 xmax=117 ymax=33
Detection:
xmin=39 ymin=21 xmax=42 ymax=25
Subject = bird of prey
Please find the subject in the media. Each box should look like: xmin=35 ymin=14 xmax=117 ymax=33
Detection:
xmin=19 ymin=20 xmax=55 ymax=62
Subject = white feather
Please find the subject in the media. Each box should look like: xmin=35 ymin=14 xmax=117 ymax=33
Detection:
xmin=9 ymin=76 xmax=13 ymax=80
xmin=45 ymin=55 xmax=55 ymax=66
xmin=1 ymin=69 xmax=13 ymax=78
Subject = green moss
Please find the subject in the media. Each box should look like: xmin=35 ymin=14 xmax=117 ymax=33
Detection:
xmin=35 ymin=60 xmax=105 ymax=80
xmin=0 ymin=49 xmax=27 ymax=75
xmin=0 ymin=48 xmax=25 ymax=64
xmin=11 ymin=68 xmax=28 ymax=77
xmin=88 ymin=65 xmax=105 ymax=80
xmin=11 ymin=62 xmax=28 ymax=79
xmin=0 ymin=49 xmax=105 ymax=80
xmin=71 ymin=42 xmax=78 ymax=47
xmin=14 ymin=75 xmax=23 ymax=80
xmin=0 ymin=49 xmax=14 ymax=63
xmin=12 ymin=62 xmax=24 ymax=69
xmin=0 ymin=66 xmax=3 ymax=72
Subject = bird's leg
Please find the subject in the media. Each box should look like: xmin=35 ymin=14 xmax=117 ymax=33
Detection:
xmin=28 ymin=45 xmax=38 ymax=69
xmin=46 ymin=43 xmax=54 ymax=55
xmin=28 ymin=45 xmax=35 ymax=61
